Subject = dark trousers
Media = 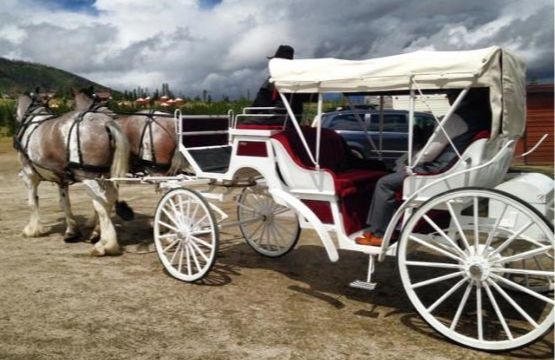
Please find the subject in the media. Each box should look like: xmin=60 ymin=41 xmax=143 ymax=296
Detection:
xmin=366 ymin=170 xmax=407 ymax=237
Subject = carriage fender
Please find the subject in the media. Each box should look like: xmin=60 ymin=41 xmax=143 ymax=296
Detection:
xmin=268 ymin=188 xmax=339 ymax=262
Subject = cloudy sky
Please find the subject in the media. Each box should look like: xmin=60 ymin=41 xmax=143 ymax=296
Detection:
xmin=0 ymin=0 xmax=553 ymax=98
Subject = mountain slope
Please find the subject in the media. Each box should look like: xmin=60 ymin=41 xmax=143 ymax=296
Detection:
xmin=0 ymin=57 xmax=116 ymax=97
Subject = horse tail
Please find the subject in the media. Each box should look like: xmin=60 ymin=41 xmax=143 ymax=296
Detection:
xmin=105 ymin=120 xmax=130 ymax=178
xmin=167 ymin=148 xmax=190 ymax=176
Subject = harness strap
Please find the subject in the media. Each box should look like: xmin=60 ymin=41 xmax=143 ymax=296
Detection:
xmin=135 ymin=110 xmax=177 ymax=171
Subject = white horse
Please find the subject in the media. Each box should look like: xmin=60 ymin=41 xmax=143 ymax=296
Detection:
xmin=15 ymin=91 xmax=130 ymax=256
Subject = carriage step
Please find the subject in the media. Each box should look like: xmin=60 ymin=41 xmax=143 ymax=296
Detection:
xmin=349 ymin=280 xmax=377 ymax=291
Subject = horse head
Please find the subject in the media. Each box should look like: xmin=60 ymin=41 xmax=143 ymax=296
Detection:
xmin=16 ymin=93 xmax=35 ymax=122
xmin=73 ymin=86 xmax=97 ymax=111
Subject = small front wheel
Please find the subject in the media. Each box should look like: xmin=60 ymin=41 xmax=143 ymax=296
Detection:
xmin=153 ymin=188 xmax=219 ymax=282
xmin=237 ymin=185 xmax=300 ymax=257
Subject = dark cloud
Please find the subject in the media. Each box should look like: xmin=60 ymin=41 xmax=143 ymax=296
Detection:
xmin=0 ymin=0 xmax=552 ymax=98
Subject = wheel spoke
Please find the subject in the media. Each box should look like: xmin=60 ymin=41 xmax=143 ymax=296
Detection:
xmin=188 ymin=243 xmax=202 ymax=272
xmin=194 ymin=214 xmax=209 ymax=228
xmin=490 ymin=267 xmax=555 ymax=277
xmin=161 ymin=207 xmax=181 ymax=228
xmin=495 ymin=245 xmax=553 ymax=265
xmin=159 ymin=233 xmax=177 ymax=239
xmin=422 ymin=215 xmax=466 ymax=258
xmin=270 ymin=222 xmax=287 ymax=246
xmin=273 ymin=207 xmax=291 ymax=216
xmin=411 ymin=271 xmax=465 ymax=289
xmin=168 ymin=198 xmax=183 ymax=226
xmin=185 ymin=244 xmax=192 ymax=276
xmin=482 ymin=203 xmax=508 ymax=255
xmin=190 ymin=202 xmax=200 ymax=223
xmin=477 ymin=282 xmax=483 ymax=341
xmin=409 ymin=235 xmax=464 ymax=262
xmin=487 ymin=221 xmax=534 ymax=258
xmin=247 ymin=220 xmax=265 ymax=241
xmin=427 ymin=278 xmax=468 ymax=313
xmin=177 ymin=244 xmax=184 ymax=272
xmin=446 ymin=201 xmax=471 ymax=252
xmin=405 ymin=261 xmax=464 ymax=269
xmin=237 ymin=199 xmax=257 ymax=213
xmin=191 ymin=229 xmax=212 ymax=236
xmin=490 ymin=273 xmax=555 ymax=305
xmin=487 ymin=279 xmax=539 ymax=328
xmin=473 ymin=196 xmax=480 ymax=249
xmin=159 ymin=220 xmax=179 ymax=232
xmin=484 ymin=282 xmax=514 ymax=340
xmin=162 ymin=238 xmax=180 ymax=253
xmin=190 ymin=239 xmax=210 ymax=263
xmin=450 ymin=282 xmax=473 ymax=330
xmin=191 ymin=235 xmax=214 ymax=249
xmin=169 ymin=243 xmax=180 ymax=264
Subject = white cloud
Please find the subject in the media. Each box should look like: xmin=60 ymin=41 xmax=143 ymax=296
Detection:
xmin=0 ymin=0 xmax=552 ymax=98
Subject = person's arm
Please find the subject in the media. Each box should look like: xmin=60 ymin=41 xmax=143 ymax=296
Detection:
xmin=414 ymin=113 xmax=468 ymax=165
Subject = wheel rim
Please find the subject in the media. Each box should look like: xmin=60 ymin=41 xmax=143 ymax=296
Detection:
xmin=154 ymin=188 xmax=218 ymax=282
xmin=398 ymin=188 xmax=554 ymax=351
xmin=238 ymin=185 xmax=300 ymax=257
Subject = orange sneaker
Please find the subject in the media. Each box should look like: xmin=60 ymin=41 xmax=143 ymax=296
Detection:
xmin=355 ymin=232 xmax=383 ymax=246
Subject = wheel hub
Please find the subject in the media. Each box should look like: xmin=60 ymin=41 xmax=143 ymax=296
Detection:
xmin=464 ymin=254 xmax=492 ymax=281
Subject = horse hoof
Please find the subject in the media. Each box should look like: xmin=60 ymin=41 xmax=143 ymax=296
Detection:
xmin=90 ymin=243 xmax=106 ymax=257
xmin=89 ymin=232 xmax=101 ymax=244
xmin=64 ymin=230 xmax=82 ymax=243
xmin=103 ymin=244 xmax=122 ymax=256
xmin=23 ymin=224 xmax=46 ymax=237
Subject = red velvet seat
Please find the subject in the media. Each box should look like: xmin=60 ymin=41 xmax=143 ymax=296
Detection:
xmin=272 ymin=126 xmax=388 ymax=234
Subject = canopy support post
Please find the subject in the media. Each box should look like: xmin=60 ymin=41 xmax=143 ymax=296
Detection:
xmin=278 ymin=91 xmax=319 ymax=168
xmin=379 ymin=96 xmax=384 ymax=160
xmin=408 ymin=76 xmax=415 ymax=169
xmin=316 ymin=93 xmax=323 ymax=165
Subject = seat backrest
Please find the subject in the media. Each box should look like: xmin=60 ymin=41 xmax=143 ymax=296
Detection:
xmin=271 ymin=126 xmax=348 ymax=172
xmin=181 ymin=116 xmax=229 ymax=148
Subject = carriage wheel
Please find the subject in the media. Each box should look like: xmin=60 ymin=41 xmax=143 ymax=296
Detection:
xmin=237 ymin=185 xmax=300 ymax=257
xmin=398 ymin=188 xmax=554 ymax=351
xmin=154 ymin=188 xmax=218 ymax=282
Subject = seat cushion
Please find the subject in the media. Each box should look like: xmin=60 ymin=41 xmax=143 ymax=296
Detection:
xmin=272 ymin=126 xmax=390 ymax=235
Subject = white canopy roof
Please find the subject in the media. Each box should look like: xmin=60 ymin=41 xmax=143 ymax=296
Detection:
xmin=269 ymin=47 xmax=526 ymax=137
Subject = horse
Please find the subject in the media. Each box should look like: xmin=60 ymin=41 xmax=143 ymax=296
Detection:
xmin=74 ymin=91 xmax=187 ymax=176
xmin=14 ymin=90 xmax=131 ymax=256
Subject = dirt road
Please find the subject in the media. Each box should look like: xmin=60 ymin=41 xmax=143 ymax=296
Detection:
xmin=0 ymin=139 xmax=552 ymax=360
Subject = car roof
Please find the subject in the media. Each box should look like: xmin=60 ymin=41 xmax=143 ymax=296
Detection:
xmin=323 ymin=109 xmax=433 ymax=116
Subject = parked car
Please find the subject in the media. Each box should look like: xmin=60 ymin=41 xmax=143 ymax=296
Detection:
xmin=320 ymin=109 xmax=436 ymax=168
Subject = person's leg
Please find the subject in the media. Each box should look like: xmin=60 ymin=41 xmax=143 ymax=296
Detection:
xmin=356 ymin=170 xmax=407 ymax=245
xmin=366 ymin=170 xmax=406 ymax=237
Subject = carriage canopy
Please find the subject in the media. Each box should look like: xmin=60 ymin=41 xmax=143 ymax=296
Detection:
xmin=269 ymin=46 xmax=526 ymax=138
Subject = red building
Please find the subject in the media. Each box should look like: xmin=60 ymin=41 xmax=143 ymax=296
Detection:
xmin=515 ymin=84 xmax=554 ymax=165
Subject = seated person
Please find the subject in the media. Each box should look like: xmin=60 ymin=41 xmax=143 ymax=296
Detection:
xmin=243 ymin=45 xmax=310 ymax=126
xmin=356 ymin=88 xmax=491 ymax=246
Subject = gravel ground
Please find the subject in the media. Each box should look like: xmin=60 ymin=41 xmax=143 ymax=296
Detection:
xmin=0 ymin=140 xmax=552 ymax=360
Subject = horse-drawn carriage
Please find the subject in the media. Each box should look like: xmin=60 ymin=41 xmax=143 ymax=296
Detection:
xmin=16 ymin=46 xmax=554 ymax=351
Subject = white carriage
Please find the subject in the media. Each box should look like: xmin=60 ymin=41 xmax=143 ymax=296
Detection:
xmin=122 ymin=47 xmax=554 ymax=351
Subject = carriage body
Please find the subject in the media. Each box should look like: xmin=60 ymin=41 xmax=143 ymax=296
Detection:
xmin=146 ymin=47 xmax=553 ymax=352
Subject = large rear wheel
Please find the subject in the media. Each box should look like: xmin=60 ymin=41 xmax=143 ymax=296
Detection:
xmin=398 ymin=188 xmax=554 ymax=351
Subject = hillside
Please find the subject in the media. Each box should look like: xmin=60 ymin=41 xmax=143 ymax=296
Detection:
xmin=0 ymin=57 xmax=117 ymax=97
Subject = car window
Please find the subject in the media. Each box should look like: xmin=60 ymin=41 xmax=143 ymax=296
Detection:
xmin=327 ymin=113 xmax=362 ymax=131
xmin=415 ymin=114 xmax=436 ymax=129
xmin=368 ymin=114 xmax=407 ymax=132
